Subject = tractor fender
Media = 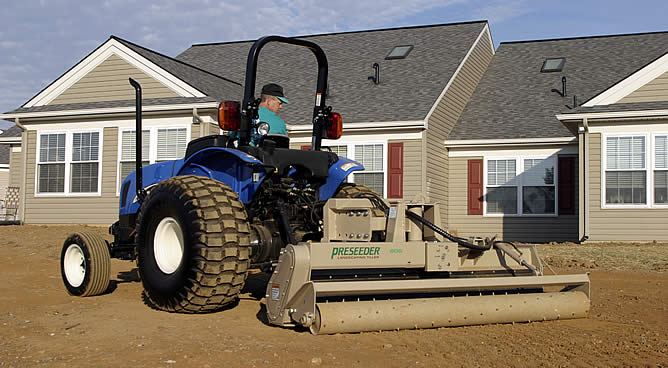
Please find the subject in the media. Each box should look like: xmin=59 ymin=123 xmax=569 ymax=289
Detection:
xmin=319 ymin=157 xmax=365 ymax=200
xmin=176 ymin=147 xmax=266 ymax=203
xmin=119 ymin=147 xmax=266 ymax=216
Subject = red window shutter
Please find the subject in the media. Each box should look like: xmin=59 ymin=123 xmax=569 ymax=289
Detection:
xmin=301 ymin=145 xmax=311 ymax=150
xmin=468 ymin=159 xmax=483 ymax=215
xmin=388 ymin=142 xmax=404 ymax=198
xmin=558 ymin=156 xmax=576 ymax=215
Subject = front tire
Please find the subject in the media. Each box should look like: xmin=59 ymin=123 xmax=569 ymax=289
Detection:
xmin=137 ymin=175 xmax=250 ymax=313
xmin=61 ymin=232 xmax=110 ymax=297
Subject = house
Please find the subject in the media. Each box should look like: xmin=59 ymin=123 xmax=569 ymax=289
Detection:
xmin=0 ymin=21 xmax=494 ymax=226
xmin=0 ymin=37 xmax=241 ymax=224
xmin=1 ymin=22 xmax=666 ymax=242
xmin=446 ymin=31 xmax=668 ymax=242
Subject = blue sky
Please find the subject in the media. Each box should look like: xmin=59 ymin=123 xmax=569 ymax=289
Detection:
xmin=1 ymin=0 xmax=666 ymax=129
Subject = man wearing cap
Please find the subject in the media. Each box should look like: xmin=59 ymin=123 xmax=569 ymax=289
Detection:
xmin=258 ymin=83 xmax=289 ymax=135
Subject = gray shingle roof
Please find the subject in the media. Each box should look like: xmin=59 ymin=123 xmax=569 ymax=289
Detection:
xmin=450 ymin=32 xmax=668 ymax=140
xmin=112 ymin=37 xmax=242 ymax=101
xmin=0 ymin=125 xmax=22 ymax=137
xmin=6 ymin=97 xmax=217 ymax=115
xmin=176 ymin=22 xmax=487 ymax=124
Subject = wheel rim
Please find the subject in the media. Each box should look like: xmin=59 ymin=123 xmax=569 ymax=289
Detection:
xmin=64 ymin=244 xmax=86 ymax=287
xmin=153 ymin=217 xmax=185 ymax=274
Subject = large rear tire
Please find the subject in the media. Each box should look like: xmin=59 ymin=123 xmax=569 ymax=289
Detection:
xmin=137 ymin=175 xmax=250 ymax=313
xmin=334 ymin=183 xmax=381 ymax=199
xmin=61 ymin=232 xmax=110 ymax=297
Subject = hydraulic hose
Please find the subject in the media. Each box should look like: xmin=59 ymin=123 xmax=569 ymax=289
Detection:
xmin=404 ymin=210 xmax=492 ymax=251
xmin=356 ymin=192 xmax=491 ymax=251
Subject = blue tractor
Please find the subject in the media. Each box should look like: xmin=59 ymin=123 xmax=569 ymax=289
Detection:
xmin=60 ymin=36 xmax=372 ymax=312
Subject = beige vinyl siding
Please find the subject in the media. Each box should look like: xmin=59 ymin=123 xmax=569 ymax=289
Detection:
xmin=587 ymin=133 xmax=668 ymax=241
xmin=50 ymin=54 xmax=179 ymax=105
xmin=447 ymin=156 xmax=578 ymax=242
xmin=9 ymin=146 xmax=23 ymax=187
xmin=618 ymin=71 xmax=668 ymax=104
xmin=0 ymin=169 xmax=8 ymax=199
xmin=426 ymin=29 xmax=494 ymax=226
xmin=24 ymin=130 xmax=119 ymax=224
xmin=389 ymin=139 xmax=422 ymax=200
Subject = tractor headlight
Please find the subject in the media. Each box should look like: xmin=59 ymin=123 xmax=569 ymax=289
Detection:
xmin=257 ymin=122 xmax=270 ymax=136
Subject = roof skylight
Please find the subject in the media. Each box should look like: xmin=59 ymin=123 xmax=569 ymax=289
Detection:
xmin=385 ymin=45 xmax=413 ymax=60
xmin=541 ymin=58 xmax=565 ymax=72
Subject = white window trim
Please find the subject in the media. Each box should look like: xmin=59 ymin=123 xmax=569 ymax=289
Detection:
xmin=116 ymin=125 xmax=191 ymax=196
xmin=600 ymin=133 xmax=654 ymax=209
xmin=483 ymin=155 xmax=558 ymax=217
xmin=652 ymin=132 xmax=668 ymax=208
xmin=35 ymin=128 xmax=104 ymax=197
xmin=322 ymin=141 xmax=388 ymax=197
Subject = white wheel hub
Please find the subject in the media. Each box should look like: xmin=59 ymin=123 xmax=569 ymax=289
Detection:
xmin=154 ymin=217 xmax=185 ymax=274
xmin=64 ymin=244 xmax=86 ymax=287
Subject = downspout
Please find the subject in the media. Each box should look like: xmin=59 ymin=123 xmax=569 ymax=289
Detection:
xmin=193 ymin=107 xmax=204 ymax=138
xmin=14 ymin=118 xmax=27 ymax=224
xmin=578 ymin=117 xmax=589 ymax=242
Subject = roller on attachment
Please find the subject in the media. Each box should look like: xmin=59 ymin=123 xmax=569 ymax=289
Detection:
xmin=266 ymin=198 xmax=591 ymax=334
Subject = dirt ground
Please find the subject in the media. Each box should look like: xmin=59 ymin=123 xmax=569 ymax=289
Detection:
xmin=0 ymin=225 xmax=666 ymax=368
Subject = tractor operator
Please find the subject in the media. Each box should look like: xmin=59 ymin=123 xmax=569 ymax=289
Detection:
xmin=258 ymin=83 xmax=289 ymax=135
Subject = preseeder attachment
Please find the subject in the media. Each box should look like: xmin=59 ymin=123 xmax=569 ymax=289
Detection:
xmin=266 ymin=198 xmax=590 ymax=334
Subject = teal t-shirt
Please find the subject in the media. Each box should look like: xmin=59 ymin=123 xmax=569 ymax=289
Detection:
xmin=258 ymin=107 xmax=287 ymax=135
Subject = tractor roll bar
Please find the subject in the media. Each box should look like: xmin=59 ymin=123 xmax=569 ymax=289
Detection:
xmin=240 ymin=36 xmax=329 ymax=150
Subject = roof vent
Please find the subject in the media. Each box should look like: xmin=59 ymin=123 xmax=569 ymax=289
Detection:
xmin=541 ymin=58 xmax=565 ymax=72
xmin=368 ymin=63 xmax=380 ymax=85
xmin=385 ymin=45 xmax=413 ymax=60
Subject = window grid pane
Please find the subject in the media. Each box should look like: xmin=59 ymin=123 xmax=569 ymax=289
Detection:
xmin=354 ymin=144 xmax=383 ymax=172
xmin=72 ymin=132 xmax=99 ymax=162
xmin=656 ymin=136 xmax=668 ymax=169
xmin=70 ymin=163 xmax=99 ymax=193
xmin=487 ymin=159 xmax=516 ymax=186
xmin=606 ymin=171 xmax=646 ymax=204
xmin=39 ymin=133 xmax=66 ymax=163
xmin=522 ymin=186 xmax=555 ymax=214
xmin=38 ymin=163 xmax=65 ymax=193
xmin=607 ymin=136 xmax=645 ymax=170
xmin=486 ymin=186 xmax=517 ymax=214
xmin=157 ymin=128 xmax=187 ymax=161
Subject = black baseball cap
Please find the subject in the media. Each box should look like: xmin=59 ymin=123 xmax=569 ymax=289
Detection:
xmin=261 ymin=83 xmax=289 ymax=104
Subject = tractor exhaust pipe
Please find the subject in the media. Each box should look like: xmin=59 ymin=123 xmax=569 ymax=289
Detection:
xmin=129 ymin=78 xmax=146 ymax=202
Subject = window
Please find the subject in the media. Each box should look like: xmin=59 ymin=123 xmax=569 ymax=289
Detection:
xmin=541 ymin=58 xmax=565 ymax=72
xmin=38 ymin=133 xmax=65 ymax=193
xmin=324 ymin=143 xmax=385 ymax=196
xmin=485 ymin=157 xmax=556 ymax=215
xmin=654 ymin=135 xmax=668 ymax=204
xmin=605 ymin=136 xmax=646 ymax=205
xmin=117 ymin=127 xmax=189 ymax=193
xmin=37 ymin=130 xmax=102 ymax=195
xmin=354 ymin=144 xmax=384 ymax=196
xmin=385 ymin=45 xmax=413 ymax=60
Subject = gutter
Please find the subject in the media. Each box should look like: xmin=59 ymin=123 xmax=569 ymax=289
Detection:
xmin=444 ymin=137 xmax=577 ymax=148
xmin=556 ymin=109 xmax=668 ymax=121
xmin=0 ymin=102 xmax=219 ymax=121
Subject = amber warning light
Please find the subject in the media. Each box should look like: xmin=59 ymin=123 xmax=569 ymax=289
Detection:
xmin=327 ymin=112 xmax=342 ymax=139
xmin=218 ymin=101 xmax=241 ymax=131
